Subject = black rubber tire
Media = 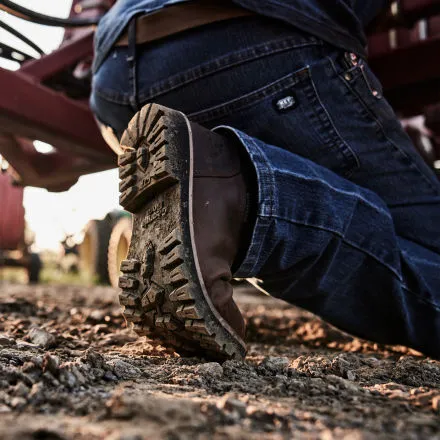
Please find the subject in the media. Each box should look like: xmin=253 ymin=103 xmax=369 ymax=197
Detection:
xmin=108 ymin=216 xmax=132 ymax=288
xmin=79 ymin=219 xmax=112 ymax=284
xmin=27 ymin=253 xmax=42 ymax=284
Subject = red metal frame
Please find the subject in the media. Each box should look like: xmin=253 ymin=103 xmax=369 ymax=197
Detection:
xmin=0 ymin=30 xmax=115 ymax=191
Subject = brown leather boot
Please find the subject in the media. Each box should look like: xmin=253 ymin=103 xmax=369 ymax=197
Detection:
xmin=118 ymin=103 xmax=250 ymax=360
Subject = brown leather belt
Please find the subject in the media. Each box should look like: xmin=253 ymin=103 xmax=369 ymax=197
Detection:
xmin=116 ymin=0 xmax=255 ymax=46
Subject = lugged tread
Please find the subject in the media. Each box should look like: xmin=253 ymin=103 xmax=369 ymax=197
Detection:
xmin=120 ymin=259 xmax=140 ymax=273
xmin=119 ymin=175 xmax=137 ymax=193
xmin=169 ymin=286 xmax=193 ymax=302
xmin=160 ymin=245 xmax=184 ymax=270
xmin=118 ymin=276 xmax=139 ymax=290
xmin=176 ymin=304 xmax=201 ymax=320
xmin=119 ymin=291 xmax=138 ymax=306
xmin=185 ymin=319 xmax=213 ymax=336
xmin=159 ymin=230 xmax=181 ymax=255
xmin=117 ymin=103 xmax=247 ymax=361
xmin=118 ymin=150 xmax=136 ymax=166
xmin=119 ymin=163 xmax=136 ymax=180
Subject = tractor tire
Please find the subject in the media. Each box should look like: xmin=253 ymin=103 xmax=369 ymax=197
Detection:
xmin=79 ymin=219 xmax=112 ymax=284
xmin=107 ymin=216 xmax=132 ymax=288
xmin=27 ymin=253 xmax=42 ymax=284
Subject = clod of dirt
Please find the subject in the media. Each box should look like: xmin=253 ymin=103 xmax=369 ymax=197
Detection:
xmin=196 ymin=362 xmax=223 ymax=378
xmin=107 ymin=359 xmax=142 ymax=380
xmin=10 ymin=396 xmax=26 ymax=409
xmin=218 ymin=395 xmax=248 ymax=418
xmin=0 ymin=335 xmax=16 ymax=348
xmin=259 ymin=356 xmax=290 ymax=373
xmin=13 ymin=382 xmax=29 ymax=398
xmin=83 ymin=349 xmax=106 ymax=369
xmin=432 ymin=396 xmax=440 ymax=412
xmin=28 ymin=328 xmax=56 ymax=348
xmin=42 ymin=354 xmax=60 ymax=375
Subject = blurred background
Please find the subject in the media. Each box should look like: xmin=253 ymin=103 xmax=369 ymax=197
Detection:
xmin=0 ymin=0 xmax=122 ymax=285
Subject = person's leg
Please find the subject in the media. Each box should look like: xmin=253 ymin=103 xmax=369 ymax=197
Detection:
xmin=220 ymin=127 xmax=440 ymax=359
xmin=92 ymin=16 xmax=440 ymax=357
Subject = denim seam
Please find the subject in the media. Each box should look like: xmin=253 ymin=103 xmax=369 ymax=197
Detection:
xmin=261 ymin=213 xmax=402 ymax=281
xmin=214 ymin=127 xmax=276 ymax=277
xmin=327 ymin=55 xmax=440 ymax=196
xmin=94 ymin=86 xmax=132 ymax=105
xmin=188 ymin=69 xmax=308 ymax=124
xmin=307 ymin=67 xmax=361 ymax=175
xmin=402 ymin=285 xmax=440 ymax=312
xmin=137 ymin=37 xmax=323 ymax=103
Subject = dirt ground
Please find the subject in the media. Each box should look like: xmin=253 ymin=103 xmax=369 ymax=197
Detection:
xmin=0 ymin=282 xmax=439 ymax=440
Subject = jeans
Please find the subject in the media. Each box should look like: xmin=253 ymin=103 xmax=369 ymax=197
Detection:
xmin=91 ymin=16 xmax=440 ymax=358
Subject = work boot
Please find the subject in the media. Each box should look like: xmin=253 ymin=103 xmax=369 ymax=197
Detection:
xmin=117 ymin=103 xmax=252 ymax=360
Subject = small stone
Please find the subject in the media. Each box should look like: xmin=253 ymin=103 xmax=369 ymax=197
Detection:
xmin=364 ymin=357 xmax=380 ymax=367
xmin=11 ymin=396 xmax=26 ymax=409
xmin=0 ymin=335 xmax=15 ymax=347
xmin=346 ymin=371 xmax=356 ymax=381
xmin=0 ymin=404 xmax=11 ymax=413
xmin=60 ymin=370 xmax=77 ymax=388
xmin=29 ymin=328 xmax=56 ymax=348
xmin=84 ymin=349 xmax=106 ymax=369
xmin=218 ymin=396 xmax=247 ymax=418
xmin=42 ymin=354 xmax=60 ymax=375
xmin=71 ymin=366 xmax=87 ymax=385
xmin=0 ymin=390 xmax=11 ymax=405
xmin=103 ymin=371 xmax=118 ymax=382
xmin=432 ymin=395 xmax=440 ymax=411
xmin=260 ymin=357 xmax=290 ymax=373
xmin=108 ymin=360 xmax=141 ymax=380
xmin=196 ymin=362 xmax=223 ymax=378
xmin=42 ymin=371 xmax=60 ymax=387
xmin=89 ymin=310 xmax=106 ymax=322
xmin=31 ymin=356 xmax=44 ymax=368
xmin=13 ymin=382 xmax=29 ymax=398
xmin=327 ymin=375 xmax=360 ymax=393
xmin=29 ymin=382 xmax=44 ymax=400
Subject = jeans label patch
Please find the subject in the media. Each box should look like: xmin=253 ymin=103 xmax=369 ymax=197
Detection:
xmin=274 ymin=93 xmax=297 ymax=113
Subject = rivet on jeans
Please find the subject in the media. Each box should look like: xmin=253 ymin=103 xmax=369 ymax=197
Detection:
xmin=350 ymin=53 xmax=358 ymax=65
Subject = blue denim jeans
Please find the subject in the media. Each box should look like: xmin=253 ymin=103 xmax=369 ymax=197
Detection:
xmin=91 ymin=16 xmax=440 ymax=358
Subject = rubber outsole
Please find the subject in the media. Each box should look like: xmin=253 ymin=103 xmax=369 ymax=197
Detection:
xmin=117 ymin=103 xmax=247 ymax=361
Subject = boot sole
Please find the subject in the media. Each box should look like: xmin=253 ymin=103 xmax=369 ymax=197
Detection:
xmin=117 ymin=103 xmax=247 ymax=361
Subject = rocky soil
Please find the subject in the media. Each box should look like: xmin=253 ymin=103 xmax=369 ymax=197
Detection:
xmin=0 ymin=282 xmax=439 ymax=440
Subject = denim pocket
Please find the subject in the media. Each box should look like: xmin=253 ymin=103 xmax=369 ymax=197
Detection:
xmin=189 ymin=66 xmax=359 ymax=177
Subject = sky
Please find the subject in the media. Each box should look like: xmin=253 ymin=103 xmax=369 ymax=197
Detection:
xmin=0 ymin=0 xmax=120 ymax=250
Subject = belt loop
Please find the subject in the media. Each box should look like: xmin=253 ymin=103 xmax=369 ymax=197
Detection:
xmin=127 ymin=16 xmax=139 ymax=112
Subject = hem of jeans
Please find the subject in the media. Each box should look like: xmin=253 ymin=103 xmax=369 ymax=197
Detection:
xmin=213 ymin=126 xmax=275 ymax=278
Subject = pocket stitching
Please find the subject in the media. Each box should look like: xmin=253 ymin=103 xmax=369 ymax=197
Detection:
xmin=188 ymin=68 xmax=309 ymax=123
xmin=305 ymin=68 xmax=361 ymax=175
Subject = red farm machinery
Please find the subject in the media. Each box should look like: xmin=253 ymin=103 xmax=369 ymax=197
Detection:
xmin=0 ymin=0 xmax=440 ymax=284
